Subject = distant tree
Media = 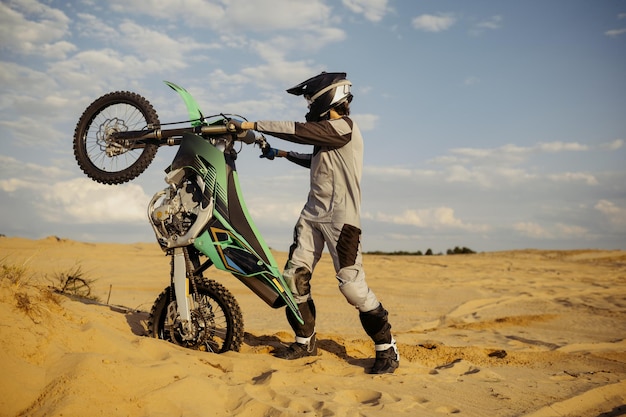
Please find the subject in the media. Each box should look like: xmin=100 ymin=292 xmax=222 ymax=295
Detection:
xmin=425 ymin=248 xmax=433 ymax=256
xmin=446 ymin=246 xmax=476 ymax=255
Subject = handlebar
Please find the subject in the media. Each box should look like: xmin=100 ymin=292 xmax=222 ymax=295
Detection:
xmin=109 ymin=122 xmax=270 ymax=154
xmin=111 ymin=124 xmax=231 ymax=141
xmin=254 ymin=133 xmax=270 ymax=151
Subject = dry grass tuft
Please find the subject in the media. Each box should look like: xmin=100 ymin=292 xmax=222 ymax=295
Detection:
xmin=1 ymin=257 xmax=98 ymax=322
xmin=49 ymin=265 xmax=99 ymax=301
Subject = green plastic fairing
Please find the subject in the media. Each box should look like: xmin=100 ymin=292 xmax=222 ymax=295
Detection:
xmin=164 ymin=81 xmax=204 ymax=127
xmin=169 ymin=131 xmax=302 ymax=323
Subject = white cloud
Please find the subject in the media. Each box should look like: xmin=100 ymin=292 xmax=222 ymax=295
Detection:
xmin=343 ymin=0 xmax=389 ymax=22
xmin=352 ymin=113 xmax=379 ymax=131
xmin=444 ymin=141 xmax=590 ymax=168
xmin=0 ymin=62 xmax=54 ymax=94
xmin=601 ymin=139 xmax=624 ymax=150
xmin=240 ymin=58 xmax=321 ymax=92
xmin=363 ymin=166 xmax=437 ymax=180
xmin=514 ymin=222 xmax=594 ymax=240
xmin=548 ymin=172 xmax=598 ymax=186
xmin=443 ymin=165 xmax=535 ymax=188
xmin=370 ymin=207 xmax=490 ymax=232
xmin=470 ymin=15 xmax=503 ymax=35
xmin=377 ymin=139 xmax=622 ymax=193
xmin=75 ymin=12 xmax=119 ymax=41
xmin=605 ymin=28 xmax=626 ymax=37
xmin=108 ymin=0 xmax=225 ymax=27
xmin=0 ymin=155 xmax=70 ymax=182
xmin=118 ymin=20 xmax=217 ymax=69
xmin=475 ymin=15 xmax=503 ymax=30
xmin=412 ymin=13 xmax=456 ymax=32
xmin=108 ymin=0 xmax=336 ymax=34
xmin=555 ymin=223 xmax=588 ymax=237
xmin=0 ymin=62 xmax=73 ymax=122
xmin=0 ymin=117 xmax=68 ymax=147
xmin=46 ymin=48 xmax=155 ymax=95
xmin=0 ymin=178 xmax=39 ymax=193
xmin=537 ymin=141 xmax=588 ymax=152
xmin=595 ymin=200 xmax=626 ymax=228
xmin=513 ymin=222 xmax=551 ymax=239
xmin=0 ymin=0 xmax=74 ymax=58
xmin=513 ymin=222 xmax=589 ymax=240
xmin=85 ymin=0 xmax=345 ymax=84
xmin=40 ymin=178 xmax=149 ymax=224
xmin=247 ymin=199 xmax=303 ymax=227
xmin=226 ymin=0 xmax=335 ymax=32
xmin=242 ymin=26 xmax=345 ymax=66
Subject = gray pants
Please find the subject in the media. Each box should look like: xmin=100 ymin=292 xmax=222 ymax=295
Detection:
xmin=283 ymin=217 xmax=380 ymax=313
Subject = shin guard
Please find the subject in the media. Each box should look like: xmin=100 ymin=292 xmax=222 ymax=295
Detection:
xmin=359 ymin=303 xmax=392 ymax=345
xmin=287 ymin=300 xmax=316 ymax=338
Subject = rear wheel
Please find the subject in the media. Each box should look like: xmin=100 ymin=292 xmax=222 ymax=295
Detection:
xmin=73 ymin=91 xmax=160 ymax=184
xmin=148 ymin=278 xmax=244 ymax=353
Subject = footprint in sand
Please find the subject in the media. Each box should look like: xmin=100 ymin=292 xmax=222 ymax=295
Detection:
xmin=435 ymin=405 xmax=461 ymax=414
xmin=429 ymin=358 xmax=503 ymax=382
xmin=334 ymin=389 xmax=383 ymax=406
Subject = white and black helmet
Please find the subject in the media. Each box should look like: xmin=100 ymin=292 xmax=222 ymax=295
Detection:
xmin=287 ymin=72 xmax=353 ymax=122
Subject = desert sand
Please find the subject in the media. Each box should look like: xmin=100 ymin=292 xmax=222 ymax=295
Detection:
xmin=1 ymin=236 xmax=625 ymax=417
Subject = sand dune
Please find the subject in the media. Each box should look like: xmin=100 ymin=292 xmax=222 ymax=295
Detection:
xmin=1 ymin=236 xmax=625 ymax=416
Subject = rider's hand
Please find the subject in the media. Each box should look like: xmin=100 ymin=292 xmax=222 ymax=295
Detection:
xmin=260 ymin=147 xmax=280 ymax=160
xmin=227 ymin=118 xmax=244 ymax=133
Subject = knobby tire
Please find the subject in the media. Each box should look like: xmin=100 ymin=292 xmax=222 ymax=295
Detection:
xmin=73 ymin=91 xmax=160 ymax=184
xmin=148 ymin=278 xmax=244 ymax=353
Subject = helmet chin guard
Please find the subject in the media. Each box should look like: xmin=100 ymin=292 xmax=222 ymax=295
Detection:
xmin=287 ymin=72 xmax=353 ymax=122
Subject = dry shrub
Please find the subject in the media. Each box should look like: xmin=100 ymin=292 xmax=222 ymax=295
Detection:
xmin=50 ymin=265 xmax=99 ymax=301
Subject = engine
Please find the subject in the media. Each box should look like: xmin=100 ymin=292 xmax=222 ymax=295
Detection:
xmin=148 ymin=168 xmax=213 ymax=249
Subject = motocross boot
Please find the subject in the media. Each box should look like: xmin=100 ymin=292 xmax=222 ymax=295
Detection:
xmin=369 ymin=341 xmax=399 ymax=374
xmin=275 ymin=334 xmax=318 ymax=359
xmin=360 ymin=304 xmax=399 ymax=374
xmin=275 ymin=300 xmax=318 ymax=359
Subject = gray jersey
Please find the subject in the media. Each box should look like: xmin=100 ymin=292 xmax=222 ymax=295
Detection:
xmin=256 ymin=117 xmax=363 ymax=227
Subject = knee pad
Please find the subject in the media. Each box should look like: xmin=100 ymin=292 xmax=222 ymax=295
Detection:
xmin=337 ymin=267 xmax=379 ymax=312
xmin=284 ymin=266 xmax=312 ymax=300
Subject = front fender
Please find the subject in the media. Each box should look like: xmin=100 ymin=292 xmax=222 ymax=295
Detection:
xmin=164 ymin=81 xmax=204 ymax=127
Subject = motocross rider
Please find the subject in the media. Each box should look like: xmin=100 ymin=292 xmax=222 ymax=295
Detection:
xmin=231 ymin=72 xmax=399 ymax=374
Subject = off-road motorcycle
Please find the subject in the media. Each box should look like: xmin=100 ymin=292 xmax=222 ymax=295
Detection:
xmin=73 ymin=81 xmax=303 ymax=353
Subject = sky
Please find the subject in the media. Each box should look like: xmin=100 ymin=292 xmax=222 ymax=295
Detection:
xmin=1 ymin=0 xmax=625 ymax=254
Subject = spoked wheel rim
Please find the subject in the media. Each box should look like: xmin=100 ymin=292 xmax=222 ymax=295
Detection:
xmin=73 ymin=91 xmax=160 ymax=184
xmin=165 ymin=295 xmax=230 ymax=352
xmin=151 ymin=278 xmax=244 ymax=353
xmin=84 ymin=102 xmax=150 ymax=174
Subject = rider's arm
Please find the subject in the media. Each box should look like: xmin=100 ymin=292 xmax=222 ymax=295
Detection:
xmin=264 ymin=149 xmax=312 ymax=168
xmin=241 ymin=119 xmax=352 ymax=148
xmin=285 ymin=151 xmax=312 ymax=169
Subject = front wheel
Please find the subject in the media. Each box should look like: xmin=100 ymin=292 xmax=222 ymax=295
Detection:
xmin=148 ymin=278 xmax=244 ymax=353
xmin=73 ymin=91 xmax=160 ymax=184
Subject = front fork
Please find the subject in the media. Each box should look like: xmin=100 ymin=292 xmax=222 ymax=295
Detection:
xmin=171 ymin=247 xmax=196 ymax=338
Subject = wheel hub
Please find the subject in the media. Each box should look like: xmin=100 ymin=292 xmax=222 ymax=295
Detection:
xmin=165 ymin=302 xmax=218 ymax=351
xmin=97 ymin=117 xmax=130 ymax=156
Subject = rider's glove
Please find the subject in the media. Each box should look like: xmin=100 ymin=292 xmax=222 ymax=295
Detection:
xmin=260 ymin=147 xmax=280 ymax=160
xmin=227 ymin=118 xmax=244 ymax=133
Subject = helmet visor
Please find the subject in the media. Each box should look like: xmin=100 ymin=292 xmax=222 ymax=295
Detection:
xmin=304 ymin=80 xmax=351 ymax=109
